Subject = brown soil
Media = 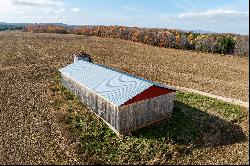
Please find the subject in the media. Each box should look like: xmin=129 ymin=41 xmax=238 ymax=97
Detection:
xmin=0 ymin=31 xmax=248 ymax=164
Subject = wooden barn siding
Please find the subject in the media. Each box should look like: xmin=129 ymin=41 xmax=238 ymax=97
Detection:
xmin=61 ymin=74 xmax=175 ymax=135
xmin=61 ymin=75 xmax=121 ymax=133
xmin=118 ymin=93 xmax=175 ymax=133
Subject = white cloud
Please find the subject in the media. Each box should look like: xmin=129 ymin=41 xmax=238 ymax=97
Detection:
xmin=178 ymin=9 xmax=249 ymax=20
xmin=0 ymin=0 xmax=84 ymax=23
xmin=121 ymin=5 xmax=154 ymax=15
xmin=121 ymin=5 xmax=141 ymax=13
xmin=12 ymin=0 xmax=64 ymax=7
xmin=154 ymin=8 xmax=249 ymax=34
xmin=174 ymin=1 xmax=197 ymax=12
xmin=71 ymin=8 xmax=81 ymax=13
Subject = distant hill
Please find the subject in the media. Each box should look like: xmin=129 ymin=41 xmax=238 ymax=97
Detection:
xmin=190 ymin=30 xmax=214 ymax=34
xmin=0 ymin=22 xmax=25 ymax=31
xmin=0 ymin=22 xmax=67 ymax=31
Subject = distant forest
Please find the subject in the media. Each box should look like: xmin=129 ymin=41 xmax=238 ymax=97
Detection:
xmin=1 ymin=22 xmax=248 ymax=56
xmin=0 ymin=22 xmax=27 ymax=31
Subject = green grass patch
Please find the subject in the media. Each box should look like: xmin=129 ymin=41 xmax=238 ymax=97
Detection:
xmin=175 ymin=91 xmax=245 ymax=122
xmin=49 ymin=72 xmax=246 ymax=164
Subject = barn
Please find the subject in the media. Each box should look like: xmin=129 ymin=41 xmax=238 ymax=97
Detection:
xmin=59 ymin=55 xmax=176 ymax=135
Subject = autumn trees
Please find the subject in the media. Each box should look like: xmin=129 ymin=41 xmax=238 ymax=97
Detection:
xmin=23 ymin=24 xmax=248 ymax=56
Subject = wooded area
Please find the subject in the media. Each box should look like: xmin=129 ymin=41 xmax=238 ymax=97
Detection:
xmin=23 ymin=24 xmax=249 ymax=56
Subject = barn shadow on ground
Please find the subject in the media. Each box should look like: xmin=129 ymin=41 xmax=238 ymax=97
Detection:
xmin=131 ymin=101 xmax=246 ymax=148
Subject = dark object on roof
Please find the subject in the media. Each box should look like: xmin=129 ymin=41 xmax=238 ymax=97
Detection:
xmin=74 ymin=51 xmax=93 ymax=63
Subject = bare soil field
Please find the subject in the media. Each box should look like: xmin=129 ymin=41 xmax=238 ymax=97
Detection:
xmin=0 ymin=31 xmax=248 ymax=164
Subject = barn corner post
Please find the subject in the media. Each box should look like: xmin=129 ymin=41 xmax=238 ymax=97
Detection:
xmin=59 ymin=54 xmax=176 ymax=136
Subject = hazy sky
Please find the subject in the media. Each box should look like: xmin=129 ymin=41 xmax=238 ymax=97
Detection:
xmin=0 ymin=0 xmax=249 ymax=34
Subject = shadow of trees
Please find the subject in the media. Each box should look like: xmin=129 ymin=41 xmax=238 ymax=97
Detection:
xmin=131 ymin=101 xmax=246 ymax=148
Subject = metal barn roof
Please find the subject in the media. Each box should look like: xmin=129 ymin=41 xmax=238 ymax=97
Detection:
xmin=59 ymin=61 xmax=169 ymax=106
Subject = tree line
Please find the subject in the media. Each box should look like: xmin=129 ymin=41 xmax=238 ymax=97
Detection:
xmin=23 ymin=24 xmax=249 ymax=56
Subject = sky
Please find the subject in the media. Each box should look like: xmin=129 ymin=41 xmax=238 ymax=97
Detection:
xmin=0 ymin=0 xmax=249 ymax=34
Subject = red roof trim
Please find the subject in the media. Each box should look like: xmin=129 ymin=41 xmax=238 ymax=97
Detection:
xmin=122 ymin=86 xmax=175 ymax=106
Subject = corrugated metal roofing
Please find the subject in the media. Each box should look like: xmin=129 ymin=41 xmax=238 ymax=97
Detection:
xmin=59 ymin=61 xmax=154 ymax=106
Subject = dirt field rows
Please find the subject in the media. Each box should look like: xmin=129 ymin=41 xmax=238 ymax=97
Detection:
xmin=0 ymin=31 xmax=248 ymax=164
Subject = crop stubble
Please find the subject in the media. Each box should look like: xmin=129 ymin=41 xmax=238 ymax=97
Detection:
xmin=0 ymin=31 xmax=248 ymax=164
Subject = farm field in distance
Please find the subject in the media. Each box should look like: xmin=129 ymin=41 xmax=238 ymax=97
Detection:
xmin=0 ymin=31 xmax=248 ymax=164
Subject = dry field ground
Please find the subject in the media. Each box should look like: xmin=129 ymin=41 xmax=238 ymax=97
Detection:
xmin=0 ymin=31 xmax=248 ymax=164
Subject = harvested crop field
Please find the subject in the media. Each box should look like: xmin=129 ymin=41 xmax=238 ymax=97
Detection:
xmin=0 ymin=31 xmax=249 ymax=164
xmin=1 ymin=31 xmax=248 ymax=102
